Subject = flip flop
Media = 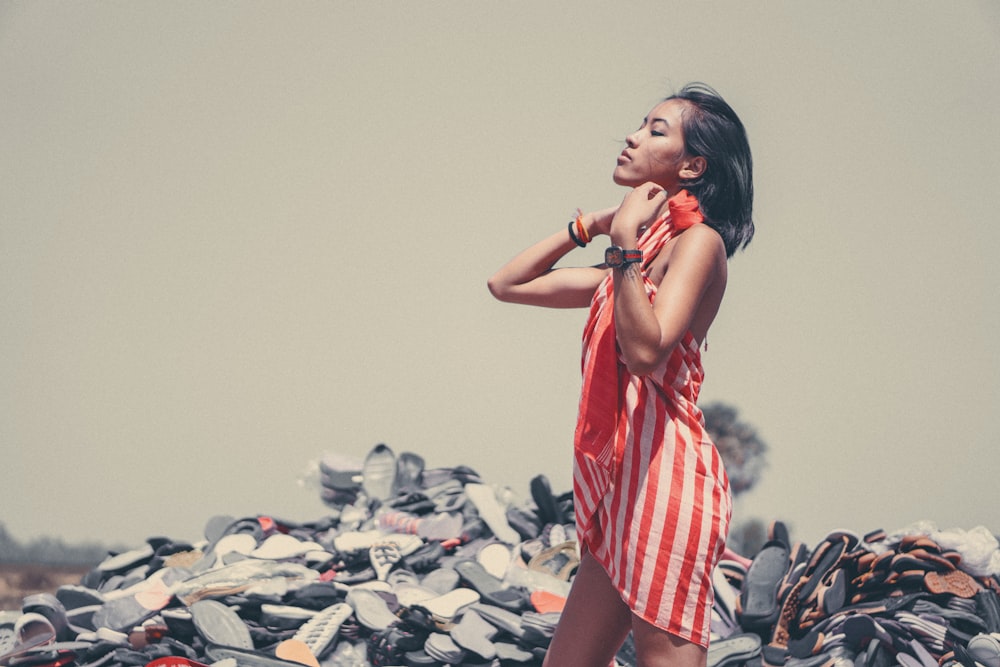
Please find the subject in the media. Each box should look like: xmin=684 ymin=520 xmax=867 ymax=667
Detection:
xmin=977 ymin=590 xmax=1000 ymax=633
xmin=454 ymin=559 xmax=528 ymax=612
xmin=413 ymin=588 xmax=480 ymax=626
xmin=477 ymin=542 xmax=512 ymax=580
xmin=968 ymin=633 xmax=1000 ymax=667
xmin=450 ymin=609 xmax=498 ymax=660
xmin=469 ymin=602 xmax=525 ymax=639
xmin=530 ymin=475 xmax=563 ymax=525
xmin=274 ymin=638 xmax=320 ymax=667
xmin=145 ymin=658 xmax=213 ymax=667
xmin=529 ymin=589 xmax=567 ymax=614
xmin=365 ymin=623 xmax=426 ymax=666
xmin=464 ymin=483 xmax=520 ymax=545
xmin=707 ymin=632 xmax=762 ymax=667
xmin=361 ymin=443 xmax=396 ymax=501
xmin=286 ymin=600 xmax=352 ymax=661
xmin=797 ymin=534 xmax=850 ymax=606
xmin=204 ymin=644 xmax=307 ymax=666
xmin=0 ymin=613 xmax=56 ymax=665
xmin=712 ymin=562 xmax=740 ymax=629
xmin=424 ymin=632 xmax=467 ymax=664
xmin=21 ymin=594 xmax=71 ymax=643
xmin=393 ymin=451 xmax=425 ymax=495
xmin=345 ymin=588 xmax=398 ymax=631
xmin=924 ymin=569 xmax=981 ymax=598
xmin=768 ymin=520 xmax=790 ymax=549
xmin=189 ymin=599 xmax=254 ymax=650
xmin=527 ymin=541 xmax=579 ymax=581
xmin=906 ymin=639 xmax=940 ymax=667
xmin=739 ymin=539 xmax=790 ymax=628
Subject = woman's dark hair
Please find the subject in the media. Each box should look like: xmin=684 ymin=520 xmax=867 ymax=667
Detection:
xmin=667 ymin=83 xmax=754 ymax=257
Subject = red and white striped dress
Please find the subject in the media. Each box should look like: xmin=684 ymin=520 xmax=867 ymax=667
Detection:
xmin=572 ymin=201 xmax=732 ymax=648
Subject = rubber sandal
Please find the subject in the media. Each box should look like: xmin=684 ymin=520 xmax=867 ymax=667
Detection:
xmin=204 ymin=644 xmax=306 ymax=666
xmin=768 ymin=520 xmax=790 ymax=549
xmin=707 ymin=632 xmax=762 ymax=667
xmin=797 ymin=534 xmax=850 ymax=607
xmin=361 ymin=443 xmax=396 ymax=501
xmin=392 ymin=582 xmax=438 ymax=609
xmin=529 ymin=589 xmax=566 ymax=614
xmin=144 ymin=658 xmax=212 ymax=667
xmin=412 ymin=588 xmax=480 ymax=627
xmin=454 ymin=559 xmax=528 ymax=612
xmin=968 ymin=633 xmax=1000 ymax=667
xmin=419 ymin=567 xmax=460 ymax=596
xmin=393 ymin=451 xmax=425 ymax=495
xmin=189 ymin=599 xmax=254 ymax=650
xmin=464 ymin=483 xmax=520 ymax=545
xmin=530 ymin=474 xmax=562 ymax=525
xmin=272 ymin=638 xmax=319 ymax=667
xmin=924 ymin=569 xmax=981 ymax=598
xmin=906 ymin=638 xmax=939 ymax=667
xmin=423 ymin=632 xmax=466 ymax=664
xmin=977 ymin=590 xmax=1000 ymax=633
xmin=450 ymin=609 xmax=498 ymax=660
xmin=401 ymin=541 xmax=445 ymax=573
xmin=527 ymin=541 xmax=579 ymax=581
xmin=291 ymin=602 xmax=352 ymax=660
xmin=477 ymin=542 xmax=512 ymax=580
xmin=468 ymin=602 xmax=525 ymax=639
xmin=345 ymin=588 xmax=398 ymax=631
xmin=370 ymin=541 xmax=403 ymax=581
xmin=0 ymin=614 xmax=55 ymax=664
xmin=739 ymin=539 xmax=790 ymax=628
xmin=366 ymin=622 xmax=425 ymax=667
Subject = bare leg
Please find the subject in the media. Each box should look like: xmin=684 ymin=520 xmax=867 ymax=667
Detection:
xmin=542 ymin=552 xmax=633 ymax=667
xmin=631 ymin=614 xmax=708 ymax=667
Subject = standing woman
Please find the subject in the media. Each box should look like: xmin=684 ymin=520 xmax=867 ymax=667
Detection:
xmin=488 ymin=83 xmax=754 ymax=667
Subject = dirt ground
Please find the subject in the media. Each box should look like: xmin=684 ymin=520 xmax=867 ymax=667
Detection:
xmin=0 ymin=563 xmax=90 ymax=611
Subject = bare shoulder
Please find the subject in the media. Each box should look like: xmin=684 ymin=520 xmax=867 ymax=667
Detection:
xmin=672 ymin=223 xmax=726 ymax=262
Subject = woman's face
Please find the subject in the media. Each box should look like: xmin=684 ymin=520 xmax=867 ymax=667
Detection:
xmin=613 ymin=99 xmax=695 ymax=191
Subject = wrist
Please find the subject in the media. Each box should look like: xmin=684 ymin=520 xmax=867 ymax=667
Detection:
xmin=605 ymin=246 xmax=643 ymax=269
xmin=609 ymin=233 xmax=638 ymax=249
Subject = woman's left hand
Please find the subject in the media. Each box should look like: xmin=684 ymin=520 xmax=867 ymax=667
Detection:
xmin=610 ymin=182 xmax=669 ymax=247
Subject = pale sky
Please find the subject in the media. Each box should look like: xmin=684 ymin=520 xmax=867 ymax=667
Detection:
xmin=2 ymin=2 xmax=998 ymax=551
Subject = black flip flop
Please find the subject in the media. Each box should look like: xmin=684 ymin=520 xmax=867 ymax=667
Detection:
xmin=739 ymin=540 xmax=790 ymax=628
xmin=454 ymin=559 xmax=528 ymax=612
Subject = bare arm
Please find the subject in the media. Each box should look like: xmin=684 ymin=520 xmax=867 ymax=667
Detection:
xmin=609 ymin=183 xmax=726 ymax=375
xmin=488 ymin=207 xmax=617 ymax=308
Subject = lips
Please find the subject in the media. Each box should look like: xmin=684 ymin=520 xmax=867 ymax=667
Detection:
xmin=617 ymin=151 xmax=631 ymax=164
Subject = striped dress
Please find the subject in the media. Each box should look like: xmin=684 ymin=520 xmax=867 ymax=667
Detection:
xmin=572 ymin=204 xmax=732 ymax=648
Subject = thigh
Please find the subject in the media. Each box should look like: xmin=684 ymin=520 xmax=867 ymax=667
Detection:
xmin=542 ymin=552 xmax=632 ymax=667
xmin=631 ymin=614 xmax=707 ymax=667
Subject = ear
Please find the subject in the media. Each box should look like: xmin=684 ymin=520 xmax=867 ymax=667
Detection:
xmin=679 ymin=156 xmax=706 ymax=180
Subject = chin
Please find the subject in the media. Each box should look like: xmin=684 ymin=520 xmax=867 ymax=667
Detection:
xmin=612 ymin=170 xmax=638 ymax=187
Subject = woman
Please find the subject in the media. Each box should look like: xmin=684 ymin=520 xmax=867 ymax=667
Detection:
xmin=488 ymin=83 xmax=754 ymax=667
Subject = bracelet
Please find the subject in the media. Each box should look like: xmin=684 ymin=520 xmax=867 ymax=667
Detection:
xmin=568 ymin=220 xmax=586 ymax=247
xmin=574 ymin=209 xmax=591 ymax=244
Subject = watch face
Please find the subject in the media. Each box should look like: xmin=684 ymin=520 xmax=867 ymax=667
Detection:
xmin=605 ymin=246 xmax=624 ymax=267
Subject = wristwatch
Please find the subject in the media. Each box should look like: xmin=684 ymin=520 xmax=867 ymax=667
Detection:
xmin=605 ymin=246 xmax=643 ymax=268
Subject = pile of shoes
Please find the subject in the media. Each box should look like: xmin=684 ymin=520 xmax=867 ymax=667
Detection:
xmin=709 ymin=521 xmax=1000 ymax=667
xmin=1 ymin=443 xmax=998 ymax=667
xmin=0 ymin=444 xmax=582 ymax=667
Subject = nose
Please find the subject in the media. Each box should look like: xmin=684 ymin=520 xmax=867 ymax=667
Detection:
xmin=625 ymin=131 xmax=639 ymax=147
